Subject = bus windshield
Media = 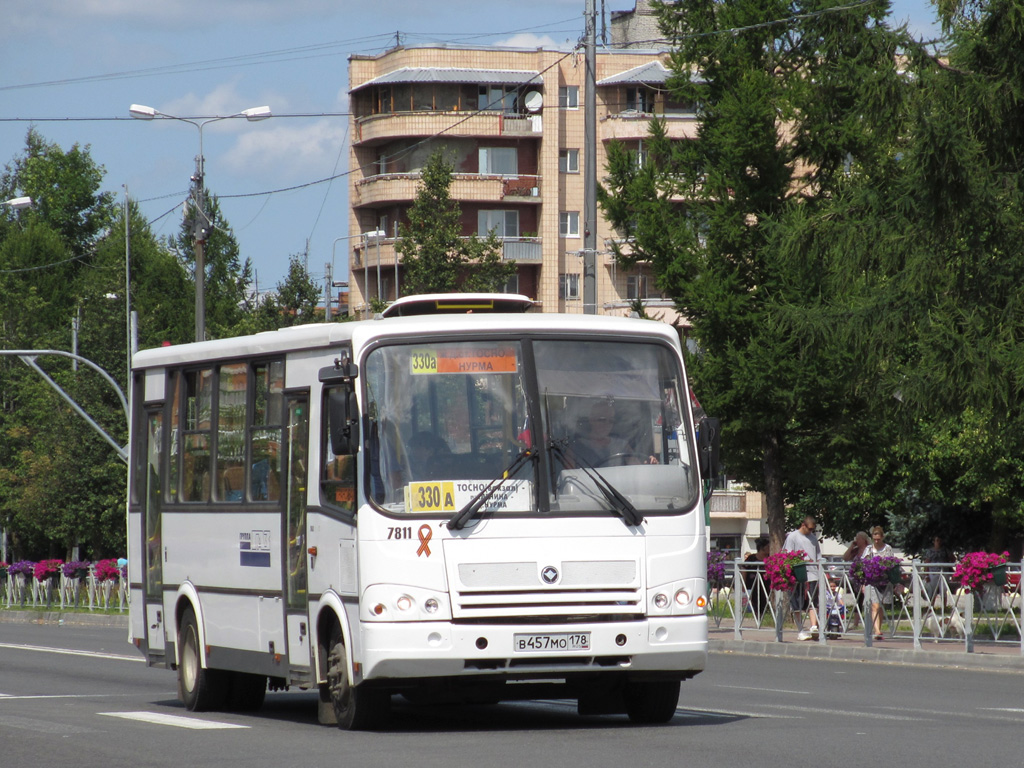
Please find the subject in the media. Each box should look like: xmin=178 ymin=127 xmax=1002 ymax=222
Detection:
xmin=364 ymin=340 xmax=532 ymax=513
xmin=535 ymin=339 xmax=698 ymax=515
xmin=362 ymin=336 xmax=698 ymax=517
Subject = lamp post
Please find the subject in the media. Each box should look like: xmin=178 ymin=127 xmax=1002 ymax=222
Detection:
xmin=129 ymin=104 xmax=272 ymax=342
xmin=327 ymin=233 xmax=366 ymax=321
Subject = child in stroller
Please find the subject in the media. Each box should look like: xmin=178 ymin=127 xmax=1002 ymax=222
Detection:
xmin=825 ymin=585 xmax=846 ymax=639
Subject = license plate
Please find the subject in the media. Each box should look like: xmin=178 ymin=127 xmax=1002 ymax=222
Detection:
xmin=513 ymin=632 xmax=591 ymax=653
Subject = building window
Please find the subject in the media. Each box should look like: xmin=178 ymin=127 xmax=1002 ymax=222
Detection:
xmin=627 ymin=274 xmax=649 ymax=300
xmin=558 ymin=86 xmax=579 ymax=109
xmin=479 ymin=85 xmax=518 ymax=112
xmin=559 ymin=211 xmax=580 ymax=238
xmin=626 ymin=87 xmax=653 ymax=113
xmin=559 ymin=149 xmax=579 ymax=174
xmin=479 ymin=147 xmax=518 ymax=176
xmin=478 ymin=209 xmax=519 ymax=239
xmin=559 ymin=273 xmax=580 ymax=300
xmin=503 ymin=272 xmax=519 ymax=295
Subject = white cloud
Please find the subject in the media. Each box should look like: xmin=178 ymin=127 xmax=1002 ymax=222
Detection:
xmin=493 ymin=33 xmax=562 ymax=49
xmin=12 ymin=0 xmax=336 ymax=28
xmin=222 ymin=119 xmax=349 ymax=183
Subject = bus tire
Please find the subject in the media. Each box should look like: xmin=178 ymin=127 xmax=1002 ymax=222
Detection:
xmin=227 ymin=672 xmax=267 ymax=712
xmin=326 ymin=626 xmax=389 ymax=730
xmin=623 ymin=679 xmax=680 ymax=724
xmin=177 ymin=607 xmax=228 ymax=711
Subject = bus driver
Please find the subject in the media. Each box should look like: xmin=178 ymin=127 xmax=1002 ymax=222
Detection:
xmin=570 ymin=400 xmax=657 ymax=467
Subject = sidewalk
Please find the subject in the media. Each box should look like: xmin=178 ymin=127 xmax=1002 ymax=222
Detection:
xmin=709 ymin=625 xmax=1024 ymax=673
xmin=4 ymin=608 xmax=1023 ymax=673
xmin=0 ymin=608 xmax=129 ymax=628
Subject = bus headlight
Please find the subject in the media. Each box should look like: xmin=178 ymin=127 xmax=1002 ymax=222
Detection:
xmin=674 ymin=589 xmax=691 ymax=607
xmin=653 ymin=593 xmax=669 ymax=609
xmin=424 ymin=597 xmax=440 ymax=614
xmin=396 ymin=595 xmax=414 ymax=612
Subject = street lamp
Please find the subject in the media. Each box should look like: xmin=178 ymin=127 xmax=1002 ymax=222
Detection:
xmin=3 ymin=196 xmax=33 ymax=210
xmin=129 ymin=104 xmax=272 ymax=342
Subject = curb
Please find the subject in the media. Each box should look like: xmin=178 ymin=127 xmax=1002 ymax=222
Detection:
xmin=709 ymin=637 xmax=1024 ymax=673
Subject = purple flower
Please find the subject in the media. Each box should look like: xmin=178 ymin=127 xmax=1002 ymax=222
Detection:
xmin=62 ymin=560 xmax=91 ymax=578
xmin=8 ymin=560 xmax=35 ymax=577
xmin=707 ymin=550 xmax=729 ymax=586
xmin=850 ymin=555 xmax=902 ymax=590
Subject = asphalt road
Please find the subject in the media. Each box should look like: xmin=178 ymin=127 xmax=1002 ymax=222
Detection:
xmin=0 ymin=622 xmax=1018 ymax=767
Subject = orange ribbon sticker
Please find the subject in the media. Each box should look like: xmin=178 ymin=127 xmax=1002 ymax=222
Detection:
xmin=416 ymin=525 xmax=433 ymax=557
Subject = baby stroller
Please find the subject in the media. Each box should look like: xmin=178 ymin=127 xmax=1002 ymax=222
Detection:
xmin=825 ymin=585 xmax=846 ymax=639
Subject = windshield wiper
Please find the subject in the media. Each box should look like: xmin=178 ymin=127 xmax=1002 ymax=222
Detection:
xmin=447 ymin=448 xmax=537 ymax=531
xmin=548 ymin=439 xmax=643 ymax=527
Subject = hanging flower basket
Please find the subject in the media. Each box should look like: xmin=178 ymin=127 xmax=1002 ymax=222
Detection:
xmin=33 ymin=559 xmax=63 ymax=584
xmin=791 ymin=562 xmax=808 ymax=583
xmin=850 ymin=555 xmax=902 ymax=590
xmin=990 ymin=562 xmax=1008 ymax=586
xmin=887 ymin=564 xmax=903 ymax=585
xmin=953 ymin=551 xmax=1009 ymax=592
xmin=765 ymin=550 xmax=808 ymax=592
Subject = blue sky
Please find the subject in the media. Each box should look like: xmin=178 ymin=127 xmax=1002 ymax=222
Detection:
xmin=1 ymin=0 xmax=941 ymax=293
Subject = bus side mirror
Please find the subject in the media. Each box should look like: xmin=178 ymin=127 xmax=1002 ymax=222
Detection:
xmin=328 ymin=387 xmax=359 ymax=455
xmin=697 ymin=417 xmax=720 ymax=481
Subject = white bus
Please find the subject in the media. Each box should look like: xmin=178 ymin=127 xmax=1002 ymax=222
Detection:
xmin=127 ymin=294 xmax=714 ymax=729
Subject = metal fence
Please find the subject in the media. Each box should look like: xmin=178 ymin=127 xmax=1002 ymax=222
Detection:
xmin=709 ymin=559 xmax=1023 ymax=655
xmin=1 ymin=567 xmax=128 ymax=612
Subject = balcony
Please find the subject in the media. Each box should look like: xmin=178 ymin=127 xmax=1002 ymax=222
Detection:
xmin=353 ymin=237 xmax=542 ymax=267
xmin=600 ymin=112 xmax=699 ymax=142
xmin=354 ymin=111 xmax=542 ymax=146
xmin=501 ymin=238 xmax=542 ymax=262
xmin=353 ymin=173 xmax=542 ymax=208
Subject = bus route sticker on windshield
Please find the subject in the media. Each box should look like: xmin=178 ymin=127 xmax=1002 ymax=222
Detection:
xmin=410 ymin=346 xmax=517 ymax=376
xmin=406 ymin=479 xmax=532 ymax=514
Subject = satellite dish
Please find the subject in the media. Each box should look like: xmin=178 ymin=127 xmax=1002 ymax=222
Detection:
xmin=524 ymin=91 xmax=543 ymax=113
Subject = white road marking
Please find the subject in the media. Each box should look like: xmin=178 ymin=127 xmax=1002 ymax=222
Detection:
xmin=715 ymin=684 xmax=810 ymax=695
xmin=676 ymin=707 xmax=802 ymax=720
xmin=0 ymin=642 xmax=142 ymax=663
xmin=99 ymin=712 xmax=249 ymax=730
xmin=0 ymin=693 xmax=150 ymax=701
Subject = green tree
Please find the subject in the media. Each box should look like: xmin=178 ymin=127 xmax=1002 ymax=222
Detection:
xmin=398 ymin=149 xmax=515 ymax=296
xmin=236 ymin=254 xmax=323 ymax=334
xmin=601 ymin=0 xmax=916 ymax=550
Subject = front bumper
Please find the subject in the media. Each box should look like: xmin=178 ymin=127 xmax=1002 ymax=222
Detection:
xmin=359 ymin=614 xmax=707 ymax=682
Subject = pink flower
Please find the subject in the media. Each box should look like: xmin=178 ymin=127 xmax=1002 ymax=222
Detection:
xmin=764 ymin=550 xmax=808 ymax=592
xmin=953 ymin=551 xmax=1009 ymax=592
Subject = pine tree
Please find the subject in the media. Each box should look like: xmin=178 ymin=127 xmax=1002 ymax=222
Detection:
xmin=398 ymin=149 xmax=514 ymax=296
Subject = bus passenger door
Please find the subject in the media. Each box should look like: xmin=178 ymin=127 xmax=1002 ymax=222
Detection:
xmin=283 ymin=395 xmax=312 ymax=669
xmin=143 ymin=409 xmax=167 ymax=657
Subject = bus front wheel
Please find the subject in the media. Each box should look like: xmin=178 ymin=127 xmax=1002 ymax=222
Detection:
xmin=177 ymin=607 xmax=227 ymax=711
xmin=325 ymin=626 xmax=389 ymax=730
xmin=624 ymin=679 xmax=680 ymax=724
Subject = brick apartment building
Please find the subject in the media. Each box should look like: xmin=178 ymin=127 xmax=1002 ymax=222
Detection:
xmin=344 ymin=35 xmax=696 ymax=322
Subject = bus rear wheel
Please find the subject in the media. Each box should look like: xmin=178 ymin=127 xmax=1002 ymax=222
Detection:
xmin=624 ymin=679 xmax=680 ymax=724
xmin=325 ymin=627 xmax=389 ymax=730
xmin=177 ymin=607 xmax=228 ymax=711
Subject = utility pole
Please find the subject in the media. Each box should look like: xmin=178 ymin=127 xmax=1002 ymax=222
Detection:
xmin=583 ymin=0 xmax=598 ymax=314
xmin=325 ymin=261 xmax=333 ymax=321
xmin=191 ymin=153 xmax=209 ymax=342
